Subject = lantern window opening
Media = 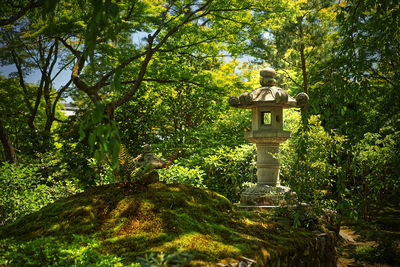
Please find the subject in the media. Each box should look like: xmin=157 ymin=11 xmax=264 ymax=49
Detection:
xmin=261 ymin=111 xmax=272 ymax=125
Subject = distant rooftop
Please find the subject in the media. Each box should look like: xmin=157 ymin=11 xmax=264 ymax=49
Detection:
xmin=60 ymin=102 xmax=78 ymax=116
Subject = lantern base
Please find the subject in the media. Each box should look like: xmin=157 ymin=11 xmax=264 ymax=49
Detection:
xmin=240 ymin=184 xmax=295 ymax=206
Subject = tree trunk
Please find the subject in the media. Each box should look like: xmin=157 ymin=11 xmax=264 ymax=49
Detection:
xmin=298 ymin=23 xmax=309 ymax=96
xmin=0 ymin=121 xmax=18 ymax=165
xmin=298 ymin=22 xmax=310 ymax=127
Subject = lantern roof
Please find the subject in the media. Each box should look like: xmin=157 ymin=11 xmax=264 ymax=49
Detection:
xmin=229 ymin=67 xmax=308 ymax=109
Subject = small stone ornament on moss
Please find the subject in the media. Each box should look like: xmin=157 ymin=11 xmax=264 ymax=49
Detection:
xmin=117 ymin=144 xmax=165 ymax=185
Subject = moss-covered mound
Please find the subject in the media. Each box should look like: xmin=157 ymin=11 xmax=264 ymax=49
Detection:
xmin=0 ymin=183 xmax=315 ymax=266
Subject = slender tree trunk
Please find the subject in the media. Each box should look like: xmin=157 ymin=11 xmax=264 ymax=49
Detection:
xmin=298 ymin=22 xmax=310 ymax=128
xmin=43 ymin=40 xmax=59 ymax=141
xmin=298 ymin=23 xmax=309 ymax=96
xmin=43 ymin=78 xmax=53 ymax=142
xmin=0 ymin=121 xmax=18 ymax=165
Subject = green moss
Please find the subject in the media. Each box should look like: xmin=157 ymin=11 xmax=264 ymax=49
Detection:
xmin=155 ymin=232 xmax=242 ymax=261
xmin=0 ymin=183 xmax=318 ymax=266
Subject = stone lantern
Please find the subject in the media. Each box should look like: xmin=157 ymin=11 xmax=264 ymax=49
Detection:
xmin=229 ymin=67 xmax=308 ymax=206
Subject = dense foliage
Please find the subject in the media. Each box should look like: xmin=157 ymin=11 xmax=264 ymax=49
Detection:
xmin=0 ymin=162 xmax=75 ymax=225
xmin=0 ymin=235 xmax=135 ymax=266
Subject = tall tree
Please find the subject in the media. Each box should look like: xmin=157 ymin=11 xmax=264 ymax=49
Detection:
xmin=1 ymin=19 xmax=73 ymax=151
xmin=247 ymin=0 xmax=338 ymax=97
xmin=46 ymin=0 xmax=270 ymax=163
xmin=0 ymin=76 xmax=49 ymax=162
xmin=1 ymin=0 xmax=270 ymax=164
xmin=0 ymin=121 xmax=17 ymax=164
xmin=316 ymin=0 xmax=400 ymax=136
xmin=54 ymin=0 xmax=258 ymax=119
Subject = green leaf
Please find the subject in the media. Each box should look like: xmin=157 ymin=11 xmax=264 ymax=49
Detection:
xmin=113 ymin=69 xmax=122 ymax=91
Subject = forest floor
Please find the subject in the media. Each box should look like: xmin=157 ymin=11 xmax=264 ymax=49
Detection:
xmin=337 ymin=226 xmax=389 ymax=267
xmin=337 ymin=201 xmax=400 ymax=267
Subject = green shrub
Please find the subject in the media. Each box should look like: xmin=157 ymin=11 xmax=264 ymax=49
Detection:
xmin=353 ymin=235 xmax=400 ymax=266
xmin=56 ymin=114 xmax=101 ymax=188
xmin=203 ymin=144 xmax=257 ymax=202
xmin=0 ymin=235 xmax=138 ymax=266
xmin=278 ymin=114 xmax=400 ymax=223
xmin=158 ymin=164 xmax=205 ymax=188
xmin=87 ymin=158 xmax=117 ymax=185
xmin=279 ymin=115 xmax=346 ymax=212
xmin=154 ymin=109 xmax=251 ymax=160
xmin=349 ymin=127 xmax=400 ymax=220
xmin=0 ymin=163 xmax=76 ymax=225
xmin=158 ymin=144 xmax=256 ymax=202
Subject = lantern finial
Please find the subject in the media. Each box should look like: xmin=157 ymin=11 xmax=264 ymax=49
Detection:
xmin=260 ymin=67 xmax=277 ymax=87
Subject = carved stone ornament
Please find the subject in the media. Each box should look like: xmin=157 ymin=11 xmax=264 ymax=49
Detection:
xmin=229 ymin=67 xmax=308 ymax=109
xmin=229 ymin=66 xmax=309 ymax=207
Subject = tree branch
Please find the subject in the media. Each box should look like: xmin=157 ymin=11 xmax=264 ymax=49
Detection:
xmin=210 ymin=14 xmax=252 ymax=25
xmin=0 ymin=0 xmax=42 ymax=27
xmin=105 ymin=0 xmax=214 ymax=114
xmin=51 ymin=57 xmax=75 ymax=83
xmin=22 ymin=41 xmax=43 ymax=73
xmin=58 ymin=37 xmax=81 ymax=57
xmin=370 ymin=69 xmax=395 ymax=87
xmin=71 ymin=55 xmax=102 ymax=103
xmin=152 ymin=0 xmax=214 ymax=52
xmin=282 ymin=57 xmax=300 ymax=68
xmin=124 ymin=2 xmax=136 ymax=20
xmin=107 ymin=78 xmax=203 ymax=87
xmin=281 ymin=69 xmax=303 ymax=88
xmin=107 ymin=39 xmax=155 ymax=112
xmin=157 ymin=34 xmax=228 ymax=53
xmin=92 ymin=51 xmax=147 ymax=90
xmin=11 ymin=50 xmax=34 ymax=114
xmin=48 ymin=40 xmax=59 ymax=79
xmin=52 ymin=79 xmax=73 ymax=117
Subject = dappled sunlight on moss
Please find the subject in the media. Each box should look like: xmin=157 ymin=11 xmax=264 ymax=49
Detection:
xmin=155 ymin=232 xmax=242 ymax=261
xmin=117 ymin=212 xmax=163 ymax=237
xmin=0 ymin=182 xmax=321 ymax=265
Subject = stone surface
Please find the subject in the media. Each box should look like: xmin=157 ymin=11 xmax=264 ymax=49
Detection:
xmin=229 ymin=87 xmax=297 ymax=109
xmin=129 ymin=145 xmax=166 ymax=185
xmin=229 ymin=67 xmax=309 ymax=207
xmin=296 ymin=92 xmax=309 ymax=107
xmin=133 ymin=144 xmax=165 ymax=169
xmin=260 ymin=67 xmax=276 ymax=77
xmin=338 ymin=231 xmax=355 ymax=243
xmin=261 ymin=230 xmax=337 ymax=267
xmin=240 ymin=185 xmax=293 ymax=206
